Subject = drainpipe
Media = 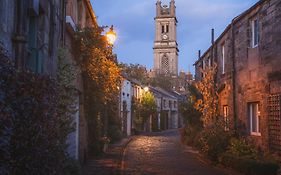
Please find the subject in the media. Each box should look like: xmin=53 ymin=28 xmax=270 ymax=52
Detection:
xmin=61 ymin=0 xmax=67 ymax=46
xmin=231 ymin=20 xmax=238 ymax=135
xmin=211 ymin=28 xmax=215 ymax=65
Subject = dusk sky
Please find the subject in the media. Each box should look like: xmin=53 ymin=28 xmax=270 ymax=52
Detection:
xmin=91 ymin=0 xmax=258 ymax=74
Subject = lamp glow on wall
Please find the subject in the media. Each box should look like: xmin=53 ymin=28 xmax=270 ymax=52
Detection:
xmin=106 ymin=25 xmax=117 ymax=45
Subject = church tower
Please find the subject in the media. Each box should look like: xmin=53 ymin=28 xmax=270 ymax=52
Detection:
xmin=153 ymin=0 xmax=179 ymax=76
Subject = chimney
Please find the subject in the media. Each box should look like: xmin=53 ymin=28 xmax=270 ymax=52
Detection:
xmin=211 ymin=28 xmax=215 ymax=44
xmin=198 ymin=50 xmax=201 ymax=59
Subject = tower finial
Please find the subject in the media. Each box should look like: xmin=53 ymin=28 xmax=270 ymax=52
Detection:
xmin=170 ymin=0 xmax=176 ymax=16
xmin=156 ymin=0 xmax=161 ymax=17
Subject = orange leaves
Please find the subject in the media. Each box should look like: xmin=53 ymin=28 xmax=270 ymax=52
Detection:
xmin=194 ymin=64 xmax=219 ymax=127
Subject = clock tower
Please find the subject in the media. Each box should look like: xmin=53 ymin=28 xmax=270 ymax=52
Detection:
xmin=153 ymin=0 xmax=179 ymax=76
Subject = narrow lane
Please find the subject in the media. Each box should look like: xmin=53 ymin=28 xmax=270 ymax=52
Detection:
xmin=124 ymin=130 xmax=226 ymax=175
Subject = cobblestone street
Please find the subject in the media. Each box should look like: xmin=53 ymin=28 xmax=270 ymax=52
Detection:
xmin=124 ymin=130 xmax=227 ymax=175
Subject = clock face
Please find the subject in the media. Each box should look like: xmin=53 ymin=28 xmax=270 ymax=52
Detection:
xmin=162 ymin=34 xmax=168 ymax=40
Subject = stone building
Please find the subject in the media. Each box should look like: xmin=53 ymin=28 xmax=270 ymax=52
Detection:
xmin=0 ymin=0 xmax=99 ymax=163
xmin=150 ymin=87 xmax=179 ymax=130
xmin=65 ymin=0 xmax=98 ymax=162
xmin=0 ymin=0 xmax=63 ymax=76
xmin=120 ymin=76 xmax=133 ymax=136
xmin=153 ymin=0 xmax=179 ymax=76
xmin=194 ymin=0 xmax=281 ymax=153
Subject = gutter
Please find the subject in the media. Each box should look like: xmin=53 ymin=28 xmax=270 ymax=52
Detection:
xmin=85 ymin=0 xmax=97 ymax=25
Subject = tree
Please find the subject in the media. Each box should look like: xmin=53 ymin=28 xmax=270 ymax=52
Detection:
xmin=140 ymin=92 xmax=157 ymax=129
xmin=119 ymin=63 xmax=149 ymax=84
xmin=194 ymin=64 xmax=219 ymax=127
xmin=74 ymin=26 xmax=122 ymax=153
xmin=149 ymin=74 xmax=174 ymax=91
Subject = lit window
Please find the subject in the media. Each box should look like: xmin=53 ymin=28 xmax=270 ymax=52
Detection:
xmin=248 ymin=102 xmax=261 ymax=136
xmin=221 ymin=44 xmax=225 ymax=74
xmin=223 ymin=105 xmax=229 ymax=131
xmin=251 ymin=19 xmax=259 ymax=47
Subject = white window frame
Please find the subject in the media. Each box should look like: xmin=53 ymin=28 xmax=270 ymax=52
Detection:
xmin=248 ymin=102 xmax=261 ymax=136
xmin=222 ymin=44 xmax=225 ymax=74
xmin=251 ymin=19 xmax=259 ymax=48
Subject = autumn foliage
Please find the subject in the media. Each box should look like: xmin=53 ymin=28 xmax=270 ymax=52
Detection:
xmin=74 ymin=26 xmax=122 ymax=153
xmin=194 ymin=64 xmax=219 ymax=127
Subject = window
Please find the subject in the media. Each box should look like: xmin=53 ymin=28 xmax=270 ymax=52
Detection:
xmin=161 ymin=55 xmax=169 ymax=74
xmin=174 ymin=101 xmax=177 ymax=108
xmin=202 ymin=59 xmax=206 ymax=70
xmin=162 ymin=25 xmax=165 ymax=33
xmin=251 ymin=19 xmax=259 ymax=47
xmin=27 ymin=16 xmax=38 ymax=72
xmin=166 ymin=25 xmax=169 ymax=33
xmin=248 ymin=102 xmax=261 ymax=136
xmin=223 ymin=105 xmax=229 ymax=131
xmin=222 ymin=44 xmax=225 ymax=74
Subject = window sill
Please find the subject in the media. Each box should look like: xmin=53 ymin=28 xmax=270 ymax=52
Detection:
xmin=250 ymin=132 xmax=261 ymax=136
xmin=250 ymin=44 xmax=259 ymax=49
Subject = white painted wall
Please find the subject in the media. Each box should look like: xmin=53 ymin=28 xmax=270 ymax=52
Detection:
xmin=121 ymin=79 xmax=132 ymax=136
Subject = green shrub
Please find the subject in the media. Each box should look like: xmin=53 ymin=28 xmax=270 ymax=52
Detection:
xmin=225 ymin=138 xmax=258 ymax=159
xmin=108 ymin=125 xmax=122 ymax=143
xmin=0 ymin=46 xmax=73 ymax=174
xmin=220 ymin=138 xmax=279 ymax=175
xmin=63 ymin=158 xmax=81 ymax=175
xmin=180 ymin=124 xmax=202 ymax=146
xmin=220 ymin=153 xmax=279 ymax=175
xmin=196 ymin=121 xmax=232 ymax=162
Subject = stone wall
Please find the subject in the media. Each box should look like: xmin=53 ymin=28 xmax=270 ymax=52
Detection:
xmin=194 ymin=0 xmax=281 ymax=152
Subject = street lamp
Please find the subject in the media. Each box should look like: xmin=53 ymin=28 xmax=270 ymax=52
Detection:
xmin=144 ymin=86 xmax=149 ymax=92
xmin=106 ymin=25 xmax=117 ymax=45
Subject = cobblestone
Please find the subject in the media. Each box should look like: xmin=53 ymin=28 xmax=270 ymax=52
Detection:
xmin=123 ymin=130 xmax=228 ymax=175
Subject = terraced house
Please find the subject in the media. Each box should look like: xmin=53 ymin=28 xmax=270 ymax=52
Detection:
xmin=194 ymin=0 xmax=281 ymax=153
xmin=0 ymin=0 xmax=99 ymax=163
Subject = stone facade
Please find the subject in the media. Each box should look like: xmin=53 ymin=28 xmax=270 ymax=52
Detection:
xmin=150 ymin=87 xmax=179 ymax=130
xmin=65 ymin=0 xmax=98 ymax=162
xmin=0 ymin=0 xmax=99 ymax=163
xmin=194 ymin=0 xmax=281 ymax=153
xmin=153 ymin=0 xmax=179 ymax=76
xmin=0 ymin=0 xmax=63 ymax=76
